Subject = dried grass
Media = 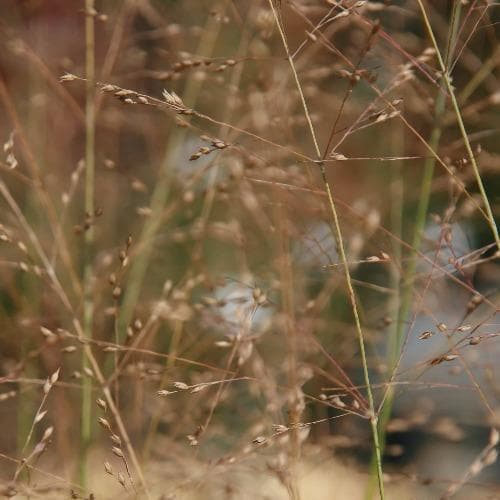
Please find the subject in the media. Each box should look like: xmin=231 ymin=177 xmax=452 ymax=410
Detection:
xmin=0 ymin=1 xmax=499 ymax=499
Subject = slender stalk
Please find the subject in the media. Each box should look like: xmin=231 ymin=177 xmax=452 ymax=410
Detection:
xmin=0 ymin=81 xmax=82 ymax=298
xmin=16 ymin=52 xmax=43 ymax=473
xmin=141 ymin=5 xmax=252 ymax=461
xmin=277 ymin=203 xmax=301 ymax=500
xmin=366 ymin=97 xmax=443 ymax=497
xmin=0 ymin=178 xmax=151 ymax=498
xmin=80 ymin=0 xmax=95 ymax=486
xmin=117 ymin=5 xmax=227 ymax=340
xmin=378 ymin=87 xmax=446 ymax=445
xmin=320 ymin=164 xmax=385 ymax=499
xmin=417 ymin=0 xmax=500 ymax=250
xmin=459 ymin=46 xmax=500 ymax=104
xmin=367 ymin=4 xmax=463 ymax=497
xmin=267 ymin=1 xmax=384 ymax=497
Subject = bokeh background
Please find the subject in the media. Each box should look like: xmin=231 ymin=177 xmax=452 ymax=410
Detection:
xmin=0 ymin=1 xmax=499 ymax=498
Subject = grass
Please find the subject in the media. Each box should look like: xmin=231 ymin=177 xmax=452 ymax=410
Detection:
xmin=0 ymin=1 xmax=499 ymax=499
xmin=80 ymin=0 xmax=96 ymax=487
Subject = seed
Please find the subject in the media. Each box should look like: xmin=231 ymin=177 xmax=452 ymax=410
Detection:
xmin=111 ymin=446 xmax=124 ymax=458
xmin=272 ymin=424 xmax=288 ymax=433
xmin=172 ymin=382 xmax=189 ymax=390
xmin=252 ymin=436 xmax=266 ymax=445
xmin=418 ymin=331 xmax=433 ymax=340
xmin=117 ymin=472 xmax=126 ymax=487
xmin=98 ymin=417 xmax=111 ymax=430
xmin=60 ymin=73 xmax=77 ymax=82
xmin=157 ymin=390 xmax=174 ymax=396
xmin=110 ymin=434 xmax=121 ymax=446
xmin=96 ymin=398 xmax=107 ymax=411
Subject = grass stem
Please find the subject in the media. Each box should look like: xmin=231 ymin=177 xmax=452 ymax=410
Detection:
xmin=417 ymin=0 xmax=500 ymax=251
xmin=367 ymin=4 xmax=463 ymax=496
xmin=80 ymin=0 xmax=95 ymax=486
xmin=268 ymin=1 xmax=384 ymax=497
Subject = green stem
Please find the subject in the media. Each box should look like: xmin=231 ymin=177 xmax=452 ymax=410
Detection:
xmin=267 ymin=0 xmax=384 ymax=497
xmin=417 ymin=0 xmax=500 ymax=250
xmin=367 ymin=4 xmax=463 ymax=497
xmin=80 ymin=0 xmax=95 ymax=487
xmin=117 ymin=7 xmax=226 ymax=340
xmin=459 ymin=46 xmax=500 ymax=104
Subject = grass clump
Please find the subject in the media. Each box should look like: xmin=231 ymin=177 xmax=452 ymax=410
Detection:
xmin=0 ymin=2 xmax=499 ymax=499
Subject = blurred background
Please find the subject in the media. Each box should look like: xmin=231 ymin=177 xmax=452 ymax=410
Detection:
xmin=0 ymin=1 xmax=499 ymax=498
